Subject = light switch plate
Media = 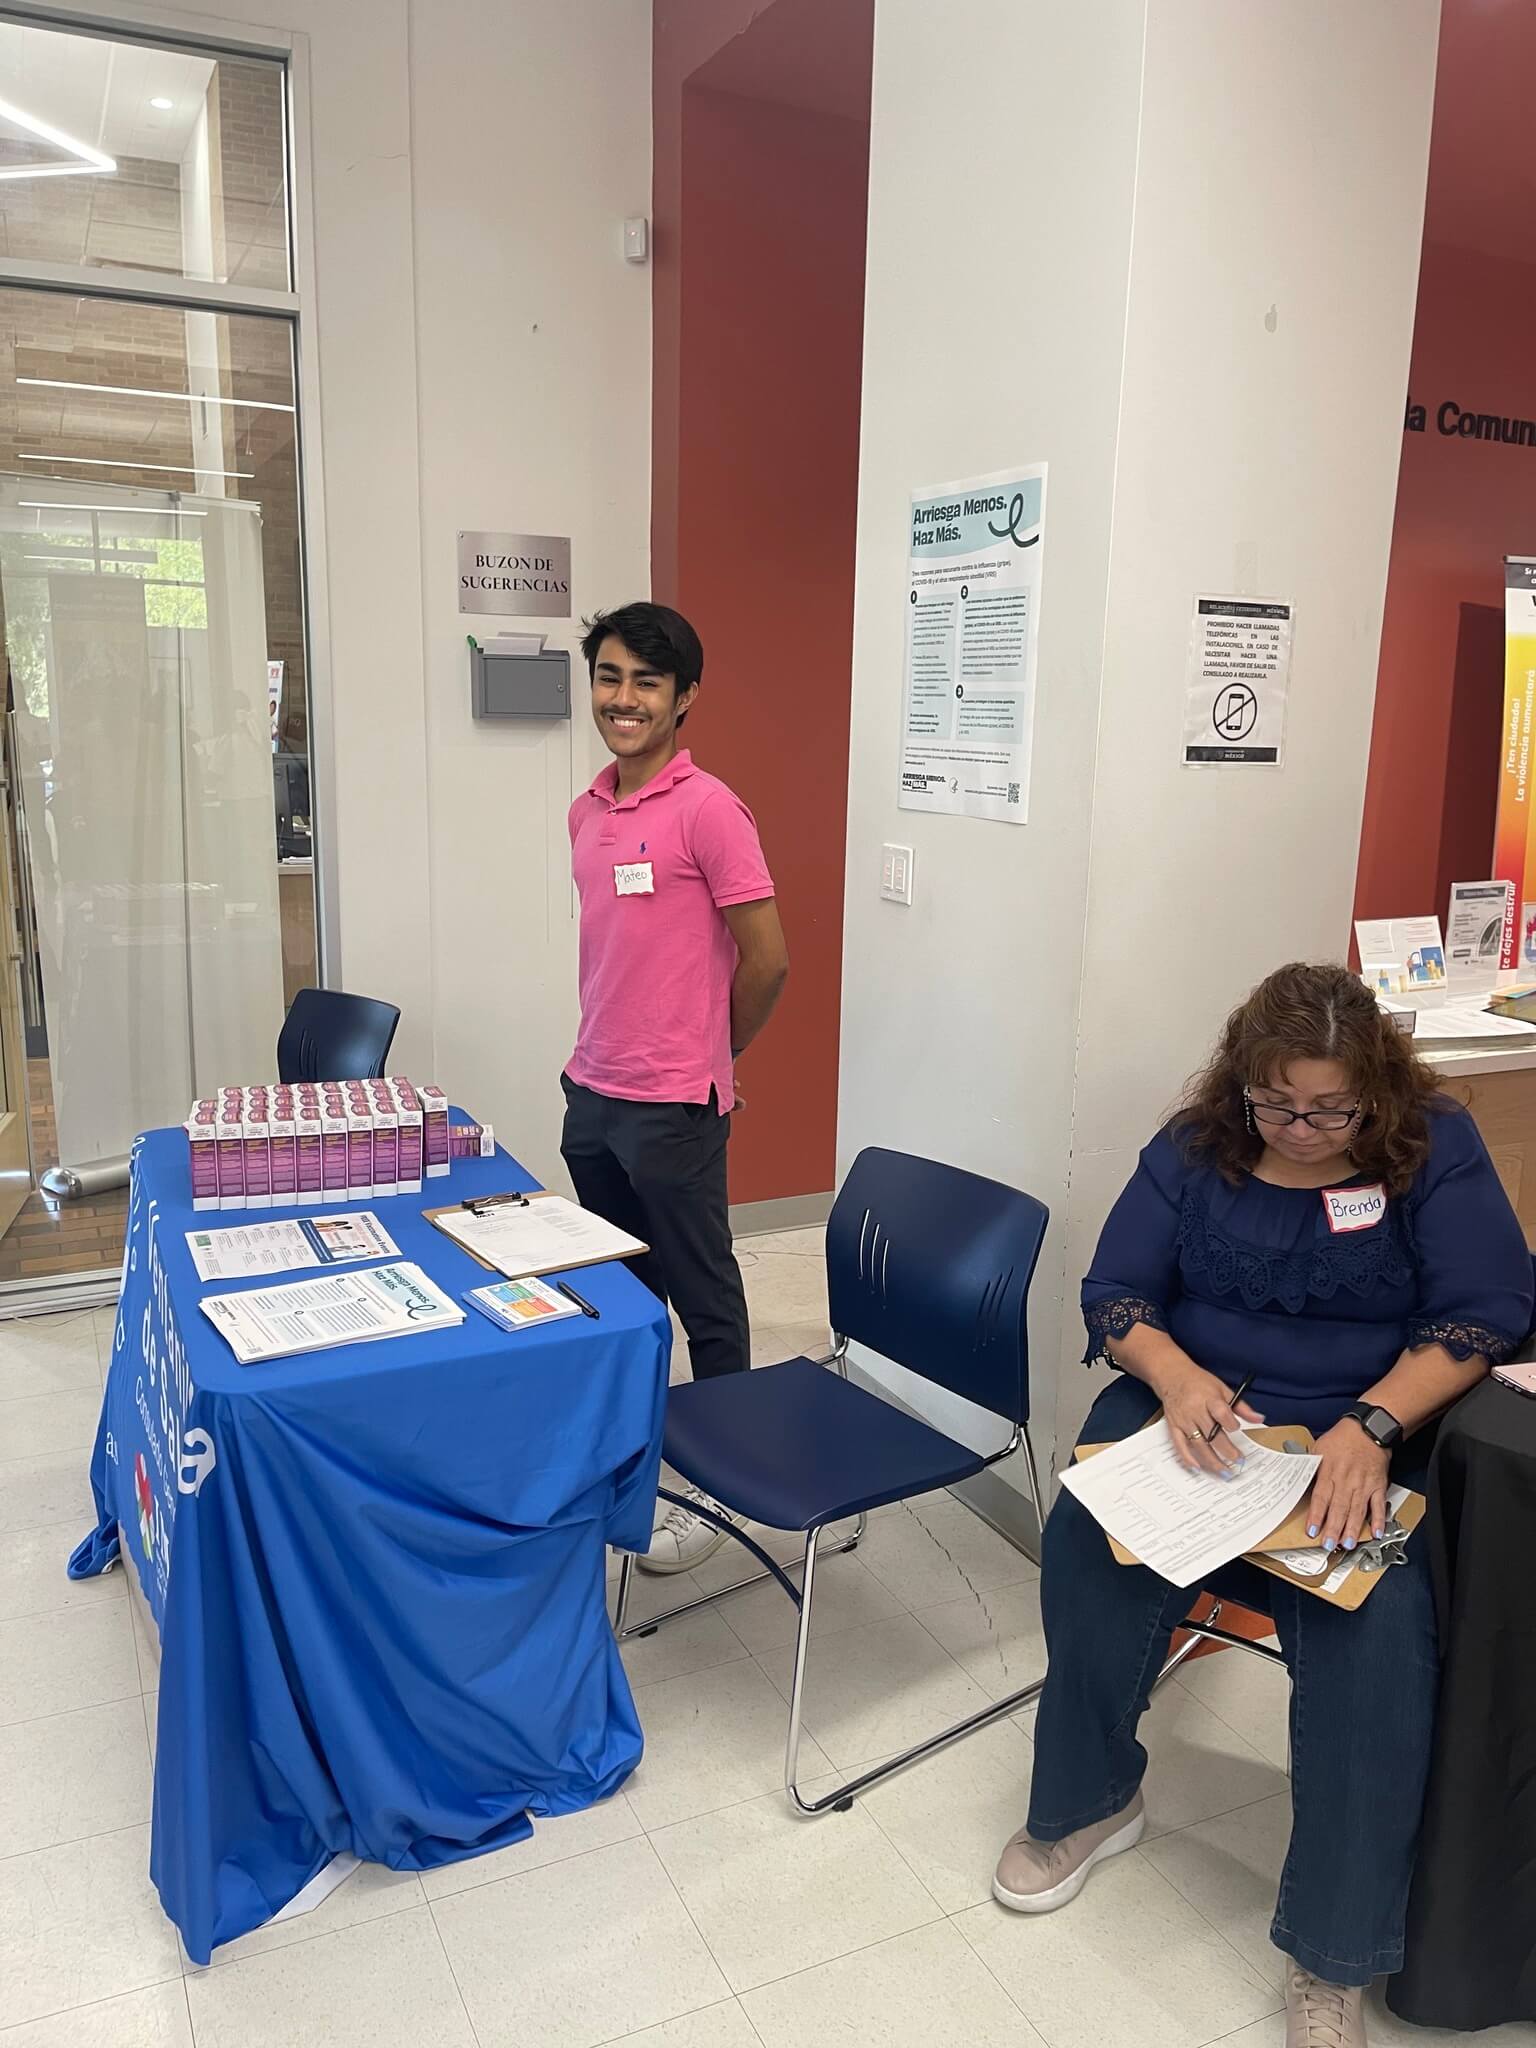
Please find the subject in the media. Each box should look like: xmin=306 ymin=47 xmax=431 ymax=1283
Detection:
xmin=880 ymin=843 xmax=914 ymax=905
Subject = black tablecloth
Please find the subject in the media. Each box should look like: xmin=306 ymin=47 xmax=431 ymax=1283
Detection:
xmin=1388 ymin=1374 xmax=1536 ymax=2031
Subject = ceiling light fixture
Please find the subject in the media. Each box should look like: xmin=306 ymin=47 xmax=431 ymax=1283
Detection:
xmin=0 ymin=93 xmax=116 ymax=182
xmin=149 ymin=96 xmax=174 ymax=111
xmin=18 ymin=500 xmax=208 ymax=517
xmin=19 ymin=453 xmax=254 ymax=479
xmin=18 ymin=375 xmax=295 ymax=414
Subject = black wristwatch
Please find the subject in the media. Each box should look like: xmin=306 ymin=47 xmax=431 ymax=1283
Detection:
xmin=1342 ymin=1401 xmax=1403 ymax=1450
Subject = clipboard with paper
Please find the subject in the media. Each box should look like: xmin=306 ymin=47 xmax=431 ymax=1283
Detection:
xmin=1070 ymin=1424 xmax=1425 ymax=1610
xmin=424 ymin=1191 xmax=648 ymax=1279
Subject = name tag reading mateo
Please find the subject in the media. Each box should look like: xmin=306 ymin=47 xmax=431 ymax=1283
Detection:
xmin=614 ymin=861 xmax=655 ymax=897
xmin=1321 ymin=1184 xmax=1387 ymax=1234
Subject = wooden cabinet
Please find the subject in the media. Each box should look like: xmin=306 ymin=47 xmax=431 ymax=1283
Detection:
xmin=1433 ymin=1061 xmax=1536 ymax=1247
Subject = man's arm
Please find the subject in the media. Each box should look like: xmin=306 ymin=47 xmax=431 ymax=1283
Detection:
xmin=722 ymin=898 xmax=789 ymax=1054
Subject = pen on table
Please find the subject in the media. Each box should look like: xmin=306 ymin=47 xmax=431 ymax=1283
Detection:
xmin=1204 ymin=1372 xmax=1256 ymax=1443
xmin=555 ymin=1280 xmax=600 ymax=1320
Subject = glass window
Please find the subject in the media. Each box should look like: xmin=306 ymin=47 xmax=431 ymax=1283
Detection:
xmin=0 ymin=16 xmax=289 ymax=290
xmin=0 ymin=283 xmax=314 ymax=1284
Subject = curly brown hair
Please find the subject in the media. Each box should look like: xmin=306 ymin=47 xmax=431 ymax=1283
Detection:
xmin=1173 ymin=961 xmax=1443 ymax=1195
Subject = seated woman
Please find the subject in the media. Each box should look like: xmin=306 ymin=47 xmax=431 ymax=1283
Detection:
xmin=992 ymin=962 xmax=1532 ymax=2048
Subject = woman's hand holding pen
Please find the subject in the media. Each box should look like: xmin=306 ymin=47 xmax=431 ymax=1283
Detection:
xmin=1155 ymin=1362 xmax=1266 ymax=1477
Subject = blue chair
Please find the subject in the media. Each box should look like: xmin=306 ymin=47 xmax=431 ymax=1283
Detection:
xmin=276 ymin=987 xmax=400 ymax=1084
xmin=613 ymin=1145 xmax=1050 ymax=1814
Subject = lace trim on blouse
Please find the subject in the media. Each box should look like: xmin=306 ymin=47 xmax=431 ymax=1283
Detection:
xmin=1082 ymin=1296 xmax=1168 ymax=1366
xmin=1405 ymin=1317 xmax=1517 ymax=1365
xmin=1175 ymin=1187 xmax=1415 ymax=1314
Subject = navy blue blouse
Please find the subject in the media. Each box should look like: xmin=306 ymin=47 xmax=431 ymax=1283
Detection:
xmin=1081 ymin=1103 xmax=1534 ymax=1435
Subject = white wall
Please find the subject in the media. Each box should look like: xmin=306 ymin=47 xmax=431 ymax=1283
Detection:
xmin=842 ymin=0 xmax=1439 ymax=1495
xmin=836 ymin=0 xmax=1149 ymax=1464
xmin=409 ymin=0 xmax=652 ymax=1183
xmin=1055 ymin=0 xmax=1440 ymax=1458
xmin=45 ymin=0 xmax=653 ymax=1187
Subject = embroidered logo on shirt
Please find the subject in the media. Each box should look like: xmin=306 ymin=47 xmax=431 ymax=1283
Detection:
xmin=1320 ymin=1183 xmax=1387 ymax=1234
xmin=613 ymin=861 xmax=655 ymax=897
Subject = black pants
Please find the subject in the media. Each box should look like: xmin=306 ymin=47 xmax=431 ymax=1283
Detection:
xmin=560 ymin=1077 xmax=749 ymax=1379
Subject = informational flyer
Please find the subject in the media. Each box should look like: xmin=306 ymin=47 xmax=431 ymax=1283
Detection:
xmin=1355 ymin=916 xmax=1447 ymax=998
xmin=899 ymin=464 xmax=1046 ymax=824
xmin=185 ymin=1212 xmax=399 ymax=1284
xmin=1445 ymin=880 xmax=1516 ymax=986
xmin=1182 ymin=597 xmax=1293 ymax=766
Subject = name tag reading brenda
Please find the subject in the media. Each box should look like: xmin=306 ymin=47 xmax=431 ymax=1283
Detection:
xmin=613 ymin=861 xmax=655 ymax=897
xmin=1321 ymin=1183 xmax=1387 ymax=1234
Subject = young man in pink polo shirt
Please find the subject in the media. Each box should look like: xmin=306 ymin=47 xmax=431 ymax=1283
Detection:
xmin=563 ymin=602 xmax=789 ymax=1573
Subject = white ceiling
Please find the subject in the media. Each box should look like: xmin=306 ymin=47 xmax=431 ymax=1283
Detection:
xmin=0 ymin=21 xmax=215 ymax=168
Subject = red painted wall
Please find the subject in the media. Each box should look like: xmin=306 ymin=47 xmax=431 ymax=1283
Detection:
xmin=1355 ymin=243 xmax=1536 ymax=921
xmin=653 ymin=2 xmax=872 ymax=1204
xmin=1354 ymin=1 xmax=1536 ymax=924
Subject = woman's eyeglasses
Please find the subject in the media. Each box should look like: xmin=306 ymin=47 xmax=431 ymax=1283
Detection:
xmin=1245 ymin=1089 xmax=1361 ymax=1132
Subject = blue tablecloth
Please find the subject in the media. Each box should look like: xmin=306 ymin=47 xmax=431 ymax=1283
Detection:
xmin=69 ymin=1123 xmax=670 ymax=1964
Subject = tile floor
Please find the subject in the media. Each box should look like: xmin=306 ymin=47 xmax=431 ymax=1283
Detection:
xmin=1 ymin=1232 xmax=1532 ymax=2047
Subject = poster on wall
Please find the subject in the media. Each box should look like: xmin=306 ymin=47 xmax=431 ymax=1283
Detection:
xmin=898 ymin=464 xmax=1046 ymax=824
xmin=1181 ymin=598 xmax=1293 ymax=765
xmin=1494 ymin=558 xmax=1536 ymax=968
xmin=267 ymin=659 xmax=284 ymax=752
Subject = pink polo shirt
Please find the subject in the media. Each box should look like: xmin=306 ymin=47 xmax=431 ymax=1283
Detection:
xmin=566 ymin=750 xmax=774 ymax=1111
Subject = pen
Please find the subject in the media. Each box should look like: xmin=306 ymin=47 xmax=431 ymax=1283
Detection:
xmin=1204 ymin=1371 xmax=1255 ymax=1443
xmin=555 ymin=1280 xmax=600 ymax=1320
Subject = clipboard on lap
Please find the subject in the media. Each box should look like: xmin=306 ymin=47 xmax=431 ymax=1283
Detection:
xmin=1075 ymin=1424 xmax=1426 ymax=1610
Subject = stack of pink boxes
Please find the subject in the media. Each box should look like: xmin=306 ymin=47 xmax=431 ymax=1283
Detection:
xmin=183 ymin=1079 xmax=486 ymax=1211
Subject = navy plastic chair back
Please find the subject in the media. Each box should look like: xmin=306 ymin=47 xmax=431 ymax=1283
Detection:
xmin=825 ymin=1146 xmax=1049 ymax=1426
xmin=276 ymin=988 xmax=400 ymax=1084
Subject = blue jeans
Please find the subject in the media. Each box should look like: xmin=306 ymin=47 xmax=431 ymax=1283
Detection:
xmin=1027 ymin=1375 xmax=1439 ymax=1986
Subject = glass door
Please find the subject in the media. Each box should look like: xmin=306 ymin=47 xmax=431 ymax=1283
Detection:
xmin=0 ymin=477 xmax=289 ymax=1298
xmin=0 ymin=687 xmax=30 ymax=1240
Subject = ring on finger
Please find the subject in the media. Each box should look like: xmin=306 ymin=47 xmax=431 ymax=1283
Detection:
xmin=1185 ymin=1428 xmax=1205 ymax=1442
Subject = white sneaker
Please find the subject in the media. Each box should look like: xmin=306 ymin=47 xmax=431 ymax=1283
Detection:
xmin=639 ymin=1486 xmax=742 ymax=1575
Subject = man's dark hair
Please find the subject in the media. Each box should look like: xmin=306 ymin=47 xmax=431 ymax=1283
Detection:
xmin=580 ymin=602 xmax=704 ymax=726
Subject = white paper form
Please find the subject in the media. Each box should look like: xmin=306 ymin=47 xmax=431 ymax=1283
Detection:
xmin=200 ymin=1262 xmax=463 ymax=1364
xmin=430 ymin=1195 xmax=645 ymax=1279
xmin=1062 ymin=1429 xmax=1320 ymax=1588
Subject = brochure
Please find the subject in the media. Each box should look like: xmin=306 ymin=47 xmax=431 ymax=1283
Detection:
xmin=464 ymin=1277 xmax=582 ymax=1333
xmin=185 ymin=1212 xmax=400 ymax=1284
xmin=200 ymin=1261 xmax=464 ymax=1364
xmin=1355 ymin=915 xmax=1447 ymax=998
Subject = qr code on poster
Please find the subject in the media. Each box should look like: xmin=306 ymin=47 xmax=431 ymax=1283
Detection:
xmin=1007 ymin=783 xmax=1021 ymax=805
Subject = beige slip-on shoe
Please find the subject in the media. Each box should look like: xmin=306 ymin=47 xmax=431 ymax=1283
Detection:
xmin=992 ymin=1791 xmax=1145 ymax=1913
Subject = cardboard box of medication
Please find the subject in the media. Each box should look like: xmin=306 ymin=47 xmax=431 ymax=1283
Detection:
xmin=342 ymin=1085 xmax=375 ymax=1200
xmin=216 ymin=1097 xmax=246 ymax=1210
xmin=292 ymin=1088 xmax=324 ymax=1206
xmin=242 ymin=1094 xmax=273 ymax=1210
xmin=389 ymin=1080 xmax=424 ymax=1193
xmin=449 ymin=1121 xmax=496 ymax=1158
xmin=362 ymin=1080 xmax=398 ymax=1198
xmin=269 ymin=1088 xmax=298 ymax=1204
xmin=319 ymin=1086 xmax=350 ymax=1203
xmin=187 ymin=1099 xmax=218 ymax=1211
xmin=418 ymin=1083 xmax=450 ymax=1178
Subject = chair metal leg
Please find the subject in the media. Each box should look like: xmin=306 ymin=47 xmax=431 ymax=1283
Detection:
xmin=785 ymin=1516 xmax=1045 ymax=1816
xmin=610 ymin=1499 xmax=863 ymax=1642
xmin=1020 ymin=1422 xmax=1047 ymax=1552
xmin=613 ymin=1548 xmax=637 ymax=1636
xmin=1154 ymin=1601 xmax=1222 ymax=1690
